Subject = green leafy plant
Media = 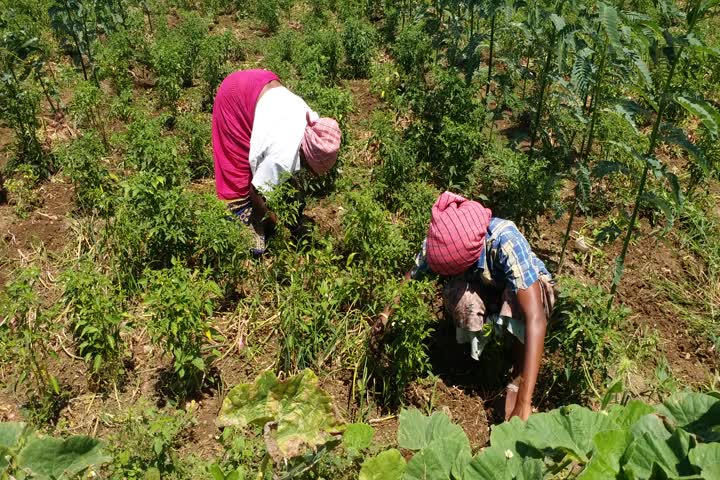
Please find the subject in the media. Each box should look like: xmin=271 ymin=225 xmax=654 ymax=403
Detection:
xmin=549 ymin=277 xmax=630 ymax=403
xmin=142 ymin=261 xmax=221 ymax=395
xmin=198 ymin=31 xmax=238 ymax=109
xmin=0 ymin=421 xmax=110 ymax=479
xmin=0 ymin=266 xmax=67 ymax=425
xmin=176 ymin=112 xmax=213 ymax=179
xmin=61 ymin=260 xmax=126 ymax=388
xmin=58 ymin=129 xmax=116 ymax=214
xmin=377 ymin=279 xmax=437 ymax=405
xmin=4 ymin=164 xmax=40 ymax=218
xmin=365 ymin=390 xmax=720 ymax=479
xmin=106 ymin=404 xmax=197 ymax=479
xmin=342 ymin=17 xmax=376 ymax=78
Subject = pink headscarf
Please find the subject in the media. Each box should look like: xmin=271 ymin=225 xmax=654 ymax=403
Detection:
xmin=426 ymin=192 xmax=492 ymax=276
xmin=300 ymin=111 xmax=341 ymax=175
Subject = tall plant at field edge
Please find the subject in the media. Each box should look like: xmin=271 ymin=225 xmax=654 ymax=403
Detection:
xmin=608 ymin=0 xmax=720 ymax=304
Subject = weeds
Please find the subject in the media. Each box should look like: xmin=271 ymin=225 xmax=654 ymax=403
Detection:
xmin=5 ymin=165 xmax=40 ymax=218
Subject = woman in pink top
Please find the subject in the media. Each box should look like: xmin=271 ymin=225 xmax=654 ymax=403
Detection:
xmin=212 ymin=69 xmax=342 ymax=254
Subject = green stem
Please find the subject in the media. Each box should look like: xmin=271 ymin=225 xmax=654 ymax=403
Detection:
xmin=608 ymin=44 xmax=682 ymax=304
xmin=557 ymin=197 xmax=577 ymax=273
xmin=485 ymin=12 xmax=497 ymax=105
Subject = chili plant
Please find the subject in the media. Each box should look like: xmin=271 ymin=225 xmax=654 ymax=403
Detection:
xmin=62 ymin=260 xmax=126 ymax=388
xmin=142 ymin=262 xmax=221 ymax=396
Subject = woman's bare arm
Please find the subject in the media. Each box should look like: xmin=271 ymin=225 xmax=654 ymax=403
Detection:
xmin=248 ymin=186 xmax=277 ymax=225
xmin=511 ymin=281 xmax=547 ymax=420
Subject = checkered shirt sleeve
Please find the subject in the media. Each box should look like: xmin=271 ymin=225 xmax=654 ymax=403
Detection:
xmin=496 ymin=223 xmax=541 ymax=292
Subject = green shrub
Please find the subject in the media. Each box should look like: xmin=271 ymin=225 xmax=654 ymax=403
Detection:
xmin=342 ymin=17 xmax=377 ymax=78
xmin=108 ymin=172 xmax=250 ymax=287
xmin=397 ymin=181 xmax=439 ymax=248
xmin=4 ymin=164 xmax=40 ymax=218
xmin=342 ymin=187 xmax=410 ymax=273
xmin=300 ymin=29 xmax=343 ymax=82
xmin=176 ymin=112 xmax=212 ymax=179
xmin=122 ymin=114 xmax=190 ymax=186
xmin=274 ymin=240 xmax=365 ymax=372
xmin=62 ymin=260 xmax=126 ymax=387
xmin=198 ymin=31 xmax=239 ymax=108
xmin=379 ymin=279 xmax=436 ymax=405
xmin=392 ymin=24 xmax=431 ymax=81
xmin=370 ymin=112 xmax=424 ymax=204
xmin=142 ymin=262 xmax=221 ymax=395
xmin=549 ymin=277 xmax=629 ymax=402
xmin=0 ymin=266 xmax=67 ymax=425
xmin=469 ymin=139 xmax=562 ymax=234
xmin=58 ymin=130 xmax=116 ymax=214
xmin=255 ymin=0 xmax=280 ymax=32
xmin=107 ymin=404 xmax=196 ymax=479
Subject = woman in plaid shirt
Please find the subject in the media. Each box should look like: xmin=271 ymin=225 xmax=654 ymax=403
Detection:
xmin=372 ymin=191 xmax=554 ymax=421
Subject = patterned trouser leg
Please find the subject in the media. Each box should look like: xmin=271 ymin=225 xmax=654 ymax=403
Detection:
xmin=227 ymin=197 xmax=267 ymax=255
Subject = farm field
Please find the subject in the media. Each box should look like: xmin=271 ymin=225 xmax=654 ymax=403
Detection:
xmin=1 ymin=0 xmax=719 ymax=478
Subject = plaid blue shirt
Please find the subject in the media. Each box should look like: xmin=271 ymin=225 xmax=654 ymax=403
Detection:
xmin=411 ymin=218 xmax=550 ymax=292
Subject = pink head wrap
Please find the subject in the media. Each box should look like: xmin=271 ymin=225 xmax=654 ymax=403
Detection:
xmin=426 ymin=191 xmax=492 ymax=276
xmin=300 ymin=111 xmax=341 ymax=176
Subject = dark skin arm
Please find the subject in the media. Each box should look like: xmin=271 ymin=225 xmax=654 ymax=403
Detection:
xmin=369 ymin=270 xmax=412 ymax=352
xmin=248 ymin=185 xmax=277 ymax=226
xmin=507 ymin=280 xmax=547 ymax=421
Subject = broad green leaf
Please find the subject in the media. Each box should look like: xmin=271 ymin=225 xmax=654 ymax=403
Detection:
xmin=16 ymin=435 xmax=110 ymax=480
xmin=656 ymin=391 xmax=720 ymax=441
xmin=550 ymin=14 xmax=566 ymax=32
xmin=359 ymin=449 xmax=406 ymax=480
xmin=600 ymin=379 xmax=623 ymax=410
xmin=607 ymin=400 xmax=655 ymax=428
xmin=0 ymin=422 xmax=27 ymax=449
xmin=676 ymin=96 xmax=720 ymax=137
xmin=624 ymin=419 xmax=694 ymax=480
xmin=492 ymin=405 xmax=618 ymax=462
xmin=343 ymin=423 xmax=374 ymax=452
xmin=577 ymin=429 xmax=632 ymax=479
xmin=397 ymin=409 xmax=468 ymax=452
xmin=464 ymin=445 xmax=542 ymax=479
xmin=689 ymin=443 xmax=720 ymax=478
xmin=598 ymin=2 xmax=621 ymax=49
xmin=404 ymin=444 xmax=450 ymax=480
xmin=217 ymin=369 xmax=340 ymax=459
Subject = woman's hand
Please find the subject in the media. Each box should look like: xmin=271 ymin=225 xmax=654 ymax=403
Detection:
xmin=508 ymin=398 xmax=532 ymax=421
xmin=369 ymin=311 xmax=390 ymax=355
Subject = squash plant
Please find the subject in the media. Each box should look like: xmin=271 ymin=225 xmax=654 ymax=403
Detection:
xmin=361 ymin=390 xmax=720 ymax=479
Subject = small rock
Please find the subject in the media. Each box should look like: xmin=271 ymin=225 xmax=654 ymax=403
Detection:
xmin=685 ymin=353 xmax=691 ymax=360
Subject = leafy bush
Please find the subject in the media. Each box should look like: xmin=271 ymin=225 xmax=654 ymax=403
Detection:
xmin=392 ymin=24 xmax=432 ymax=81
xmin=377 ymin=280 xmax=437 ymax=405
xmin=469 ymin=139 xmax=562 ymax=233
xmin=108 ymin=171 xmax=251 ymax=286
xmin=149 ymin=12 xmax=209 ymax=108
xmin=0 ymin=266 xmax=67 ymax=424
xmin=397 ymin=181 xmax=439 ymax=248
xmin=107 ymin=404 xmax=196 ymax=479
xmin=142 ymin=262 xmax=221 ymax=395
xmin=255 ymin=0 xmax=280 ymax=33
xmin=58 ymin=130 xmax=116 ymax=214
xmin=176 ymin=112 xmax=212 ymax=179
xmin=549 ymin=277 xmax=630 ymax=402
xmin=300 ymin=29 xmax=343 ymax=82
xmin=122 ymin=113 xmax=190 ymax=186
xmin=342 ymin=17 xmax=377 ymax=78
xmin=4 ymin=164 xmax=40 ymax=218
xmin=370 ymin=112 xmax=424 ymax=205
xmin=198 ymin=31 xmax=239 ymax=108
xmin=342 ymin=188 xmax=410 ymax=273
xmin=273 ymin=239 xmax=365 ymax=372
xmin=62 ymin=260 xmax=126 ymax=387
